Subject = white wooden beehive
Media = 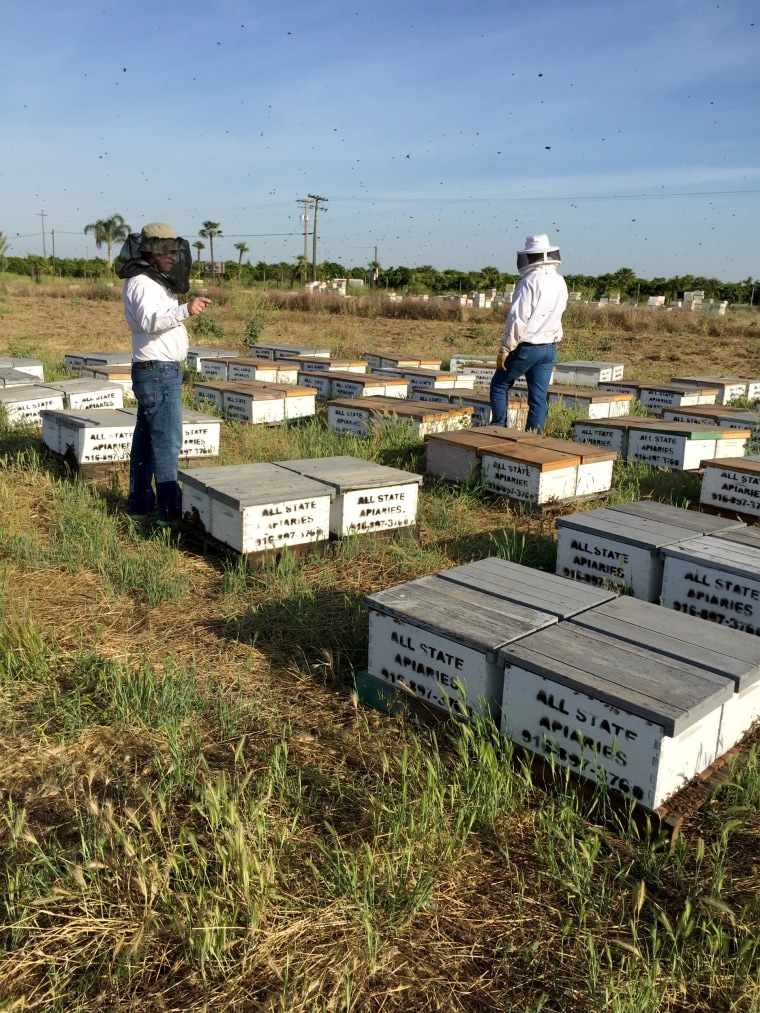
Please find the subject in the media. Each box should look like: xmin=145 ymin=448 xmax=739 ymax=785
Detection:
xmin=180 ymin=462 xmax=333 ymax=553
xmin=366 ymin=574 xmax=557 ymax=722
xmin=555 ymin=501 xmax=744 ymax=600
xmin=83 ymin=353 xmax=132 ymax=368
xmin=0 ymin=357 xmax=45 ymax=379
xmin=499 ymin=623 xmax=732 ymax=810
xmin=552 ymin=361 xmax=625 ymax=386
xmin=41 ymin=408 xmax=135 ymax=463
xmin=569 ymin=594 xmax=760 ymax=755
xmin=0 ymin=368 xmax=41 ymax=388
xmin=700 ymin=458 xmax=760 ymax=519
xmin=329 ymin=373 xmax=402 ymax=400
xmin=193 ymin=380 xmax=226 ymax=411
xmin=0 ymin=386 xmax=65 ymax=424
xmin=80 ymin=367 xmax=134 ymax=399
xmin=424 ymin=427 xmax=536 ymax=482
xmin=297 ymin=371 xmax=333 ymax=399
xmin=327 ymin=397 xmax=472 ymax=438
xmin=548 ymin=387 xmax=633 ymax=419
xmin=481 ymin=443 xmax=580 ymax=504
xmin=669 ymin=376 xmax=748 ymax=406
xmin=222 ymin=387 xmax=286 ymax=424
xmin=639 ymin=383 xmax=718 ymax=411
xmin=274 ymin=456 xmax=423 ymax=537
xmin=661 ymin=534 xmax=760 ymax=637
xmin=186 ymin=347 xmax=240 ymax=372
xmin=626 ymin=425 xmax=721 ymax=470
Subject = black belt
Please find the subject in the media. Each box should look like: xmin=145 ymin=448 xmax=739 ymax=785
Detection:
xmin=134 ymin=360 xmax=178 ymax=370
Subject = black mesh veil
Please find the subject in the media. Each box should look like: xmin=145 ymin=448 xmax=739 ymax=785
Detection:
xmin=115 ymin=234 xmax=193 ymax=295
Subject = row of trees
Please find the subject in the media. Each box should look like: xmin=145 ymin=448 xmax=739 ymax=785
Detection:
xmin=1 ymin=226 xmax=757 ymax=304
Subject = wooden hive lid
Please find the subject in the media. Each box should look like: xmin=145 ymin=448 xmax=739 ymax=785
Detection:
xmin=275 ymin=455 xmax=423 ymax=490
xmin=607 ymin=499 xmax=745 ymax=532
xmin=499 ymin=624 xmax=733 ymax=735
xmin=570 ymin=596 xmax=760 ymax=690
xmin=481 ymin=442 xmax=581 ymax=471
xmin=629 ymin=419 xmax=723 ymax=439
xmin=366 ymin=574 xmax=557 ymax=656
xmin=660 ymin=533 xmax=760 ymax=578
xmin=548 ymin=385 xmax=631 ymax=402
xmin=702 ymin=456 xmax=760 ymax=477
xmin=555 ymin=504 xmax=735 ymax=547
xmin=436 ymin=557 xmax=615 ymax=619
xmin=532 ymin=436 xmax=617 ymax=463
xmin=326 ymin=370 xmax=386 ymax=385
xmin=180 ymin=461 xmax=334 ymax=509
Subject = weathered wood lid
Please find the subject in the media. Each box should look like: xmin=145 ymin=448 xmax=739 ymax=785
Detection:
xmin=436 ymin=556 xmax=615 ymax=619
xmin=555 ymin=505 xmax=732 ymax=549
xmin=366 ymin=574 xmax=556 ymax=656
xmin=39 ymin=408 xmax=134 ymax=428
xmin=709 ymin=527 xmax=760 ymax=550
xmin=531 ymin=436 xmax=617 ymax=463
xmin=178 ymin=462 xmax=334 ymax=508
xmin=499 ymin=624 xmax=734 ymax=735
xmin=702 ymin=457 xmax=760 ymax=477
xmin=329 ymin=398 xmax=473 ymax=421
xmin=323 ymin=371 xmax=386 ymax=385
xmin=0 ymin=369 xmax=47 ymax=386
xmin=569 ymin=596 xmax=760 ymax=691
xmin=660 ymin=534 xmax=760 ymax=579
xmin=0 ymin=385 xmax=57 ymax=402
xmin=548 ymin=385 xmax=632 ymax=402
xmin=275 ymin=455 xmax=423 ymax=490
xmin=606 ymin=500 xmax=746 ymax=533
xmin=423 ymin=429 xmax=523 ymax=451
xmin=481 ymin=442 xmax=581 ymax=471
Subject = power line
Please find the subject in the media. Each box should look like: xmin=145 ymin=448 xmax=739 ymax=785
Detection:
xmin=308 ymin=194 xmax=328 ymax=282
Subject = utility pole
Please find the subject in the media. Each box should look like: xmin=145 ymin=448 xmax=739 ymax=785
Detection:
xmin=51 ymin=229 xmax=56 ymax=274
xmin=296 ymin=198 xmax=312 ymax=284
xmin=37 ymin=209 xmax=47 ymax=258
xmin=308 ymin=194 xmax=328 ymax=282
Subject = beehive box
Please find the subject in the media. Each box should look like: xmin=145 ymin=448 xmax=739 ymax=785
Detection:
xmin=41 ymin=408 xmax=135 ymax=461
xmin=179 ymin=462 xmax=333 ymax=554
xmin=481 ymin=443 xmax=581 ymax=504
xmin=669 ymin=376 xmax=749 ymax=406
xmin=186 ymin=347 xmax=240 ymax=371
xmin=661 ymin=535 xmax=760 ymax=637
xmin=64 ymin=351 xmax=128 ymax=373
xmin=0 ymin=357 xmax=45 ymax=379
xmin=0 ymin=368 xmax=42 ymax=388
xmin=0 ymin=385 xmax=65 ymax=424
xmin=222 ymin=386 xmax=287 ymax=424
xmin=364 ymin=353 xmax=442 ymax=370
xmin=450 ymin=390 xmax=529 ymax=428
xmin=569 ymin=595 xmax=760 ymax=754
xmin=437 ymin=556 xmax=616 ymax=619
xmin=193 ymin=380 xmax=227 ymax=411
xmin=40 ymin=378 xmax=124 ymax=410
xmin=529 ymin=437 xmax=617 ymax=496
xmin=547 ymin=386 xmax=634 ymax=418
xmin=638 ymin=383 xmax=718 ymax=411
xmin=366 ymin=575 xmax=557 ymax=722
xmin=327 ymin=398 xmax=472 ymax=438
xmin=374 ymin=366 xmax=474 ymax=392
xmin=80 ymin=367 xmax=134 ymax=399
xmin=248 ymin=343 xmax=330 ymax=361
xmin=449 ymin=355 xmax=496 ymax=373
xmin=456 ymin=363 xmax=497 ymax=387
xmin=700 ymin=458 xmax=760 ymax=519
xmin=424 ymin=428 xmax=537 ymax=481
xmin=499 ymin=624 xmax=733 ymax=810
xmin=598 ymin=380 xmax=645 ymax=399
xmin=282 ymin=356 xmax=367 ymax=374
xmin=200 ymin=357 xmax=240 ymax=381
xmin=552 ymin=361 xmax=625 ymax=385
xmin=555 ymin=501 xmax=744 ymax=600
xmin=331 ymin=372 xmax=405 ymax=399
xmin=661 ymin=404 xmax=760 ymax=440
xmin=257 ymin=383 xmax=316 ymax=419
xmin=82 ymin=353 xmax=133 ymax=368
xmin=274 ymin=456 xmax=423 ymax=536
xmin=228 ymin=359 xmax=298 ymax=384
xmin=571 ymin=418 xmax=656 ymax=454
xmin=626 ymin=422 xmax=724 ymax=470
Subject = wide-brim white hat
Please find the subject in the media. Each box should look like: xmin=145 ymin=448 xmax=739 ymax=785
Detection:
xmin=518 ymin=234 xmax=559 ymax=255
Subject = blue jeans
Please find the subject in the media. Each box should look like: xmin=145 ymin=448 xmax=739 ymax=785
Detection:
xmin=128 ymin=360 xmax=184 ymax=521
xmin=489 ymin=342 xmax=558 ymax=433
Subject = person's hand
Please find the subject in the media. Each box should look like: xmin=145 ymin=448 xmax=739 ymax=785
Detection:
xmin=188 ymin=297 xmax=212 ymax=316
xmin=496 ymin=352 xmax=506 ymax=371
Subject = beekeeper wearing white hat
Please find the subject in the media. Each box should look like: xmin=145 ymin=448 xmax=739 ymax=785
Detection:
xmin=489 ymin=234 xmax=568 ymax=433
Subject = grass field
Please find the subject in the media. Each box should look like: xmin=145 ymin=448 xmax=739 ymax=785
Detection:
xmin=1 ymin=278 xmax=760 ymax=1012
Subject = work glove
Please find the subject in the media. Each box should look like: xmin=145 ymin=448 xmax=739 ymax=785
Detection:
xmin=496 ymin=352 xmax=507 ymax=371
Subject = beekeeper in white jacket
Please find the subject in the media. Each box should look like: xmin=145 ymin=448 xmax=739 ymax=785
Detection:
xmin=489 ymin=234 xmax=568 ymax=433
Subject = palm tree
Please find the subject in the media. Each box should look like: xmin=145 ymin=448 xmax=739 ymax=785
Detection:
xmin=199 ymin=221 xmax=222 ymax=280
xmin=83 ymin=214 xmax=131 ymax=268
xmin=233 ymin=241 xmax=249 ymax=283
xmin=192 ymin=240 xmax=205 ymax=277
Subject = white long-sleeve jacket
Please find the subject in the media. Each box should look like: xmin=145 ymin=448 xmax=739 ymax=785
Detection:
xmin=123 ymin=273 xmax=190 ymax=362
xmin=498 ymin=264 xmax=568 ymax=356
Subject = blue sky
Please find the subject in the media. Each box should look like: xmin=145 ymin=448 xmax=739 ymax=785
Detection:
xmin=2 ymin=0 xmax=758 ymax=280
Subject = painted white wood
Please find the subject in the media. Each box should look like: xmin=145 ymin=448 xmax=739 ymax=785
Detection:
xmin=0 ymin=387 xmax=65 ymax=424
xmin=222 ymin=390 xmax=286 ymax=424
xmin=700 ymin=459 xmax=760 ymax=518
xmin=41 ymin=379 xmax=124 ymax=410
xmin=626 ymin=430 xmax=718 ymax=470
xmin=481 ymin=452 xmax=578 ymax=504
xmin=0 ymin=357 xmax=45 ymax=379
